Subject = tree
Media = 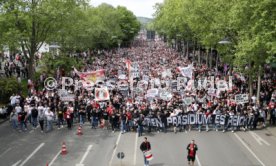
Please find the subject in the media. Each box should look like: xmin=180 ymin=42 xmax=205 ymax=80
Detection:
xmin=0 ymin=0 xmax=88 ymax=79
xmin=116 ymin=6 xmax=141 ymax=47
xmin=153 ymin=0 xmax=276 ymax=100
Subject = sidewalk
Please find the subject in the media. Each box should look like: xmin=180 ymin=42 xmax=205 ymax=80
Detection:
xmin=266 ymin=126 xmax=276 ymax=136
xmin=0 ymin=118 xmax=8 ymax=125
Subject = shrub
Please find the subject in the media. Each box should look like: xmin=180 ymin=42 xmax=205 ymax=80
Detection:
xmin=0 ymin=77 xmax=21 ymax=104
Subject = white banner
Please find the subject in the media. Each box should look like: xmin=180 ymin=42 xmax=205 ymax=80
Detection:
xmin=183 ymin=97 xmax=193 ymax=105
xmin=207 ymin=88 xmax=216 ymax=96
xmin=159 ymin=90 xmax=173 ymax=101
xmin=177 ymin=77 xmax=187 ymax=90
xmin=162 ymin=69 xmax=172 ymax=78
xmin=178 ymin=65 xmax=193 ymax=79
xmin=235 ymin=94 xmax=249 ymax=104
xmin=147 ymin=88 xmax=159 ymax=97
xmin=95 ymin=87 xmax=110 ymax=101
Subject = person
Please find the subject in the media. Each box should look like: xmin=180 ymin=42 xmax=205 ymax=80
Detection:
xmin=140 ymin=137 xmax=151 ymax=166
xmin=10 ymin=109 xmax=18 ymax=129
xmin=38 ymin=103 xmax=45 ymax=133
xmin=18 ymin=108 xmax=27 ymax=132
xmin=120 ymin=110 xmax=127 ymax=134
xmin=187 ymin=140 xmax=198 ymax=166
xmin=31 ymin=105 xmax=38 ymax=128
xmin=45 ymin=108 xmax=54 ymax=132
xmin=137 ymin=113 xmax=144 ymax=137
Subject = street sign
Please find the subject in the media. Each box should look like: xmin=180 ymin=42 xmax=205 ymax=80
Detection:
xmin=117 ymin=152 xmax=125 ymax=159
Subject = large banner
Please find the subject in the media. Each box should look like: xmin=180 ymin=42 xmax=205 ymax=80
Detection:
xmin=141 ymin=114 xmax=246 ymax=127
xmin=75 ymin=69 xmax=105 ymax=83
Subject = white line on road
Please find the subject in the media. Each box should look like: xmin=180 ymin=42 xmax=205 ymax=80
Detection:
xmin=77 ymin=145 xmax=93 ymax=165
xmin=234 ymin=133 xmax=265 ymax=166
xmin=19 ymin=143 xmax=45 ymax=166
xmin=196 ymin=154 xmax=202 ymax=166
xmin=133 ymin=132 xmax=138 ymax=166
xmin=0 ymin=147 xmax=12 ymax=157
xmin=11 ymin=159 xmax=21 ymax=166
xmin=48 ymin=150 xmax=61 ymax=166
xmin=109 ymin=132 xmax=122 ymax=166
xmin=249 ymin=131 xmax=270 ymax=146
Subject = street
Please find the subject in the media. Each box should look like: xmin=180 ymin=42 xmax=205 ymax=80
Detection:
xmin=1 ymin=121 xmax=276 ymax=166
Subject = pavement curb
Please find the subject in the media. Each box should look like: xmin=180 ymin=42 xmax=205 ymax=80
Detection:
xmin=0 ymin=118 xmax=8 ymax=125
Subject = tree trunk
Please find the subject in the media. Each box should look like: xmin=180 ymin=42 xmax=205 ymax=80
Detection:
xmin=183 ymin=40 xmax=186 ymax=57
xmin=28 ymin=1 xmax=36 ymax=80
xmin=192 ymin=41 xmax=196 ymax=62
xmin=209 ymin=47 xmax=213 ymax=67
xmin=256 ymin=65 xmax=261 ymax=102
xmin=186 ymin=41 xmax=189 ymax=58
xmin=216 ymin=53 xmax=219 ymax=70
xmin=206 ymin=50 xmax=209 ymax=68
xmin=249 ymin=74 xmax=253 ymax=98
xmin=248 ymin=62 xmax=253 ymax=98
xmin=198 ymin=46 xmax=201 ymax=64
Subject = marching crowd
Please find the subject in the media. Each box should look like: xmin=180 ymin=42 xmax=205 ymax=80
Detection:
xmin=7 ymin=40 xmax=276 ymax=135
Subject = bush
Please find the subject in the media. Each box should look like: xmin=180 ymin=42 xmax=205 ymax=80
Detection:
xmin=0 ymin=77 xmax=21 ymax=104
xmin=38 ymin=53 xmax=84 ymax=76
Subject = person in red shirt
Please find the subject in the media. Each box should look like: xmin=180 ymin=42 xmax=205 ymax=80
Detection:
xmin=187 ymin=140 xmax=198 ymax=166
xmin=106 ymin=103 xmax=113 ymax=116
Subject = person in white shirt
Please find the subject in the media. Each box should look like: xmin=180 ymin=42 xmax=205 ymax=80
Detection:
xmin=37 ymin=103 xmax=45 ymax=132
xmin=45 ymin=108 xmax=54 ymax=132
xmin=10 ymin=94 xmax=16 ymax=107
xmin=259 ymin=109 xmax=266 ymax=127
xmin=170 ymin=110 xmax=178 ymax=133
xmin=15 ymin=104 xmax=22 ymax=114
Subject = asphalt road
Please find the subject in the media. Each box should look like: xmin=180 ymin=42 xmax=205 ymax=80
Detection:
xmin=0 ymin=121 xmax=276 ymax=166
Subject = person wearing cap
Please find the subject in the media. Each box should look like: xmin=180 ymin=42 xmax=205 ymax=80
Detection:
xmin=187 ymin=140 xmax=198 ymax=166
xmin=140 ymin=137 xmax=151 ymax=166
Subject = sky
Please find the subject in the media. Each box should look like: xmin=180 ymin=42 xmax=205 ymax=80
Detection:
xmin=90 ymin=0 xmax=164 ymax=18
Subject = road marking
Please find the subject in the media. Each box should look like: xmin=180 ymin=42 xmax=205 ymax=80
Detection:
xmin=11 ymin=159 xmax=22 ymax=166
xmin=76 ymin=145 xmax=93 ymax=166
xmin=109 ymin=133 xmax=122 ymax=166
xmin=234 ymin=133 xmax=265 ymax=166
xmin=133 ymin=133 xmax=138 ymax=166
xmin=0 ymin=147 xmax=12 ymax=157
xmin=249 ymin=131 xmax=270 ymax=146
xmin=48 ymin=150 xmax=61 ymax=166
xmin=19 ymin=143 xmax=45 ymax=166
xmin=196 ymin=154 xmax=202 ymax=166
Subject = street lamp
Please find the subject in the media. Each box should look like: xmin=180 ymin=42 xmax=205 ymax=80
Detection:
xmin=49 ymin=44 xmax=60 ymax=57
xmin=218 ymin=38 xmax=231 ymax=44
xmin=217 ymin=37 xmax=232 ymax=71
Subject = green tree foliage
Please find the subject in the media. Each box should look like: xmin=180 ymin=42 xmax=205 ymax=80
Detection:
xmin=0 ymin=77 xmax=21 ymax=103
xmin=55 ymin=4 xmax=140 ymax=50
xmin=38 ymin=53 xmax=83 ymax=76
xmin=0 ymin=0 xmax=88 ymax=79
xmin=0 ymin=1 xmax=140 ymax=78
xmin=153 ymin=0 xmax=275 ymax=98
xmin=153 ymin=0 xmax=275 ymax=70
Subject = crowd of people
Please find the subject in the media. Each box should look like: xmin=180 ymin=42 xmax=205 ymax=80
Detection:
xmin=0 ymin=53 xmax=33 ymax=79
xmin=7 ymin=39 xmax=276 ymax=135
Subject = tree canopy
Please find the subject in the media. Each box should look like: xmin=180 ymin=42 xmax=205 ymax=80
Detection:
xmin=0 ymin=0 xmax=141 ymax=78
xmin=153 ymin=0 xmax=276 ymax=69
xmin=153 ymin=0 xmax=276 ymax=99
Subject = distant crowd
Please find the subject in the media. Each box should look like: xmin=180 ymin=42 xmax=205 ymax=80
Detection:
xmin=7 ymin=39 xmax=276 ymax=135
